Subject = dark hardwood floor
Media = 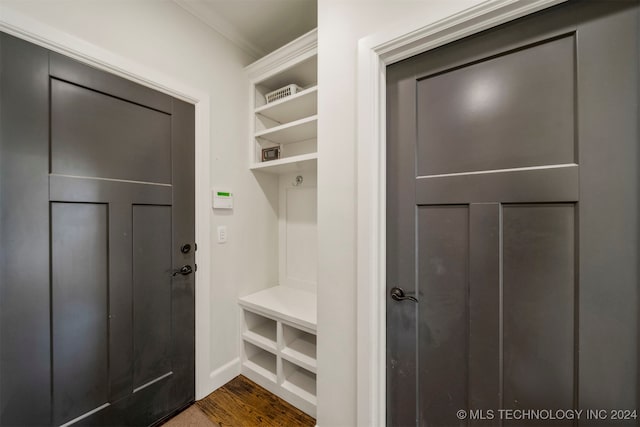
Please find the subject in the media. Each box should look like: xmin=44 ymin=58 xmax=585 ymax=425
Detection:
xmin=196 ymin=375 xmax=316 ymax=427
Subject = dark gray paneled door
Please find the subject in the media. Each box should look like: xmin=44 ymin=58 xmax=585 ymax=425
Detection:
xmin=387 ymin=1 xmax=639 ymax=426
xmin=0 ymin=33 xmax=195 ymax=426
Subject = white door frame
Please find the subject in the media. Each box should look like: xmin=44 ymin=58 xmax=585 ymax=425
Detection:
xmin=0 ymin=6 xmax=214 ymax=401
xmin=355 ymin=0 xmax=567 ymax=424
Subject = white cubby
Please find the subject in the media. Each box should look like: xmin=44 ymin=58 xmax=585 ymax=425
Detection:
xmin=243 ymin=341 xmax=277 ymax=384
xmin=242 ymin=311 xmax=277 ymax=352
xmin=282 ymin=324 xmax=316 ymax=373
xmin=239 ymin=287 xmax=317 ymax=417
xmin=282 ymin=360 xmax=316 ymax=406
xmin=255 ymin=115 xmax=317 ymax=144
xmin=255 ymin=86 xmax=317 ymax=125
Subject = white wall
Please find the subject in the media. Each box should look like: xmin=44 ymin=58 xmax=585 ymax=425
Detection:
xmin=316 ymin=1 xmax=483 ymax=425
xmin=1 ymin=0 xmax=279 ymax=399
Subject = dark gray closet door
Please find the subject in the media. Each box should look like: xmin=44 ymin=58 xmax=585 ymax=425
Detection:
xmin=0 ymin=33 xmax=195 ymax=426
xmin=386 ymin=1 xmax=639 ymax=426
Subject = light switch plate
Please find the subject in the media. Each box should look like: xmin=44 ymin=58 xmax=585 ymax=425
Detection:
xmin=217 ymin=226 xmax=227 ymax=243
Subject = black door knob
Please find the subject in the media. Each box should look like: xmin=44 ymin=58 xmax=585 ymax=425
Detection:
xmin=390 ymin=287 xmax=418 ymax=303
xmin=172 ymin=265 xmax=193 ymax=276
xmin=180 ymin=244 xmax=192 ymax=254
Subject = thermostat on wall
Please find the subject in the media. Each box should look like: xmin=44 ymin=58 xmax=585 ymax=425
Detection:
xmin=212 ymin=189 xmax=233 ymax=210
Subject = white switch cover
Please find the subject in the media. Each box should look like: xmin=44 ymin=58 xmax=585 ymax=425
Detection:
xmin=217 ymin=226 xmax=228 ymax=244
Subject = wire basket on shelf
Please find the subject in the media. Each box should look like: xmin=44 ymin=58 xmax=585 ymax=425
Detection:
xmin=265 ymin=84 xmax=303 ymax=104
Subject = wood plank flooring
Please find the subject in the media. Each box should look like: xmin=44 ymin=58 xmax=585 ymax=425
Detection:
xmin=195 ymin=375 xmax=316 ymax=427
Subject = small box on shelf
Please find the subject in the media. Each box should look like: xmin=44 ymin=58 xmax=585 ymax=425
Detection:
xmin=262 ymin=146 xmax=280 ymax=162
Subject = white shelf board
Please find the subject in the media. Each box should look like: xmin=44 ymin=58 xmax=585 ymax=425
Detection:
xmin=243 ymin=321 xmax=277 ymax=353
xmin=282 ymin=368 xmax=317 ymax=405
xmin=255 ymin=115 xmax=317 ymax=145
xmin=255 ymin=86 xmax=317 ymax=124
xmin=282 ymin=336 xmax=317 ymax=373
xmin=250 ymin=152 xmax=317 ymax=175
xmin=239 ymin=285 xmax=317 ymax=333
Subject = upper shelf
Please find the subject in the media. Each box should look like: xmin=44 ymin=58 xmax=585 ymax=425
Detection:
xmin=255 ymin=86 xmax=317 ymax=124
xmin=249 ymin=49 xmax=317 ymax=90
xmin=239 ymin=285 xmax=317 ymax=333
xmin=255 ymin=115 xmax=317 ymax=145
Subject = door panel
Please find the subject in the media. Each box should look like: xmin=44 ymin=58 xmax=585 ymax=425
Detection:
xmin=387 ymin=1 xmax=639 ymax=425
xmin=0 ymin=32 xmax=195 ymax=426
xmin=417 ymin=206 xmax=469 ymax=426
xmin=502 ymin=204 xmax=575 ymax=414
xmin=51 ymin=79 xmax=172 ymax=184
xmin=52 ymin=203 xmax=110 ymax=425
xmin=416 ymin=35 xmax=575 ymax=176
xmin=133 ymin=204 xmax=173 ymax=390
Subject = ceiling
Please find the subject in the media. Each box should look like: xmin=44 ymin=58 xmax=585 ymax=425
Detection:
xmin=174 ymin=0 xmax=317 ymax=60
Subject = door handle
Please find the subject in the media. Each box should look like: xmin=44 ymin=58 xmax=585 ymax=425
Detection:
xmin=172 ymin=265 xmax=193 ymax=276
xmin=390 ymin=287 xmax=418 ymax=303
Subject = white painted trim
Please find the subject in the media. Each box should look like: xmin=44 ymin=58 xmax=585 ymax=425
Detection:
xmin=59 ymin=403 xmax=111 ymax=427
xmin=0 ymin=4 xmax=215 ymax=402
xmin=417 ymin=163 xmax=579 ymax=179
xmin=133 ymin=371 xmax=174 ymax=394
xmin=50 ymin=173 xmax=174 ymax=187
xmin=173 ymin=0 xmax=264 ymax=60
xmin=208 ymin=357 xmax=242 ymax=393
xmin=245 ymin=29 xmax=317 ymax=83
xmin=355 ymin=0 xmax=568 ymax=425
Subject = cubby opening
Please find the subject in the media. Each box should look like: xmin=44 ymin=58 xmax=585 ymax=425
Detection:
xmin=253 ymin=55 xmax=317 ymax=109
xmin=282 ymin=324 xmax=316 ymax=372
xmin=243 ymin=310 xmax=277 ymax=351
xmin=244 ymin=341 xmax=277 ymax=383
xmin=282 ymin=359 xmax=316 ymax=404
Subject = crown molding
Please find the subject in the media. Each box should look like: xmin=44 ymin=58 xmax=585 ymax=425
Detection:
xmin=173 ymin=0 xmax=265 ymax=59
xmin=245 ymin=28 xmax=317 ymax=82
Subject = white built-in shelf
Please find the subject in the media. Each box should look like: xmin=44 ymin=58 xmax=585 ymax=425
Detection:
xmin=243 ymin=323 xmax=277 ymax=353
xmin=239 ymin=290 xmax=318 ymax=416
xmin=239 ymin=285 xmax=317 ymax=332
xmin=282 ymin=361 xmax=317 ymax=405
xmin=255 ymin=115 xmax=317 ymax=145
xmin=253 ymin=54 xmax=317 ymax=95
xmin=250 ymin=152 xmax=317 ymax=175
xmin=244 ymin=342 xmax=277 ymax=383
xmin=282 ymin=337 xmax=317 ymax=373
xmin=243 ymin=28 xmax=318 ymax=418
xmin=255 ymin=86 xmax=318 ymax=124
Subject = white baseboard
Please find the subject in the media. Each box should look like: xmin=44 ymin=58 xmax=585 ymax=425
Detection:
xmin=197 ymin=358 xmax=241 ymax=400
